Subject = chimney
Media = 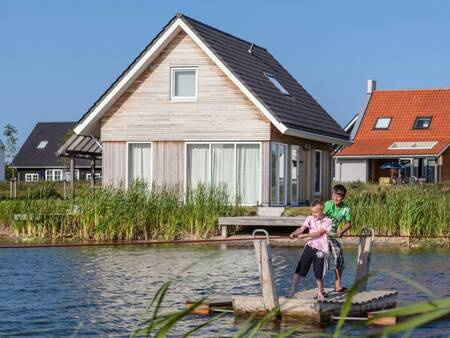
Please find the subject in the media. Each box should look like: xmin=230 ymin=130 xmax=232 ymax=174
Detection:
xmin=367 ymin=79 xmax=376 ymax=94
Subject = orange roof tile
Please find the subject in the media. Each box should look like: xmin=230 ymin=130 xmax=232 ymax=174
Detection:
xmin=337 ymin=89 xmax=450 ymax=157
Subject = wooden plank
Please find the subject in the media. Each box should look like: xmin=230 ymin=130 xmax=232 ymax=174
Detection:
xmin=219 ymin=216 xmax=305 ymax=227
xmin=254 ymin=238 xmax=278 ymax=310
xmin=355 ymin=232 xmax=374 ymax=291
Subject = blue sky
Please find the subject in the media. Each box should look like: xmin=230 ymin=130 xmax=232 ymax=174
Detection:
xmin=2 ymin=0 xmax=450 ymax=147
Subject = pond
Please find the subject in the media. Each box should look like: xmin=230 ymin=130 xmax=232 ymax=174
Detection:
xmin=0 ymin=243 xmax=449 ymax=337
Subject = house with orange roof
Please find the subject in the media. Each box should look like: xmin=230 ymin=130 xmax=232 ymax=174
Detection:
xmin=335 ymin=80 xmax=450 ymax=183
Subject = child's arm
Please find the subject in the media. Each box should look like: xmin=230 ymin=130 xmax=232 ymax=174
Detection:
xmin=338 ymin=209 xmax=352 ymax=238
xmin=297 ymin=229 xmax=327 ymax=239
xmin=289 ymin=225 xmax=308 ymax=239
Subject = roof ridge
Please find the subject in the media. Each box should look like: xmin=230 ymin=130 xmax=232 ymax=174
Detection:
xmin=178 ymin=13 xmax=267 ymax=51
xmin=374 ymin=88 xmax=450 ymax=93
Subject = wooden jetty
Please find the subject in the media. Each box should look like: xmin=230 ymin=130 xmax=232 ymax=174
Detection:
xmin=187 ymin=227 xmax=398 ymax=323
xmin=218 ymin=216 xmax=306 ymax=237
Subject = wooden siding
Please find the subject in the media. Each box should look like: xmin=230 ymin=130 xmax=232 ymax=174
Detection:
xmin=441 ymin=148 xmax=450 ymax=182
xmin=152 ymin=141 xmax=185 ymax=186
xmin=101 ymin=31 xmax=271 ymax=142
xmin=102 ymin=141 xmax=126 ymax=187
xmin=270 ymin=125 xmax=333 ymax=203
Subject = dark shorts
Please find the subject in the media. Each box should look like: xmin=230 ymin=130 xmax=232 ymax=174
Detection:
xmin=295 ymin=245 xmax=325 ymax=280
xmin=328 ymin=237 xmax=345 ymax=271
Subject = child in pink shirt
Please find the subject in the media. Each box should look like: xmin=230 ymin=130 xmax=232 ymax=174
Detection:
xmin=288 ymin=199 xmax=332 ymax=299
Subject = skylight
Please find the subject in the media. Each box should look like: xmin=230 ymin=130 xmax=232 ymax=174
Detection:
xmin=37 ymin=141 xmax=48 ymax=149
xmin=374 ymin=117 xmax=391 ymax=129
xmin=265 ymin=73 xmax=290 ymax=95
xmin=388 ymin=141 xmax=437 ymax=150
xmin=413 ymin=117 xmax=432 ymax=129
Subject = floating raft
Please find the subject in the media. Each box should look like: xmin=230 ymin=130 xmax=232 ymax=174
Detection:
xmin=233 ymin=288 xmax=398 ymax=322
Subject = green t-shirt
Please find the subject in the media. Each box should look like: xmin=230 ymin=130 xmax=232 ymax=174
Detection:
xmin=324 ymin=200 xmax=352 ymax=237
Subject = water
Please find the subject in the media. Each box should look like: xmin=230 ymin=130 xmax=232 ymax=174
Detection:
xmin=0 ymin=243 xmax=449 ymax=337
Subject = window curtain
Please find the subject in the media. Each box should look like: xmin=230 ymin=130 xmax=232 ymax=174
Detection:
xmin=237 ymin=144 xmax=260 ymax=205
xmin=187 ymin=144 xmax=210 ymax=189
xmin=211 ymin=144 xmax=235 ymax=197
xmin=174 ymin=70 xmax=196 ymax=97
xmin=128 ymin=143 xmax=152 ymax=184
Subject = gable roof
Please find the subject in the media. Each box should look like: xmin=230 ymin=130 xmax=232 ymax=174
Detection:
xmin=337 ymin=89 xmax=450 ymax=157
xmin=74 ymin=13 xmax=349 ymax=145
xmin=12 ymin=122 xmax=94 ymax=168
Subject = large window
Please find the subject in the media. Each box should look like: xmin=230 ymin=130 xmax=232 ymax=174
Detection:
xmin=45 ymin=169 xmax=63 ymax=181
xmin=314 ymin=150 xmax=322 ymax=195
xmin=290 ymin=145 xmax=300 ymax=206
xmin=374 ymin=117 xmax=392 ymax=129
xmin=171 ymin=67 xmax=197 ymax=101
xmin=127 ymin=143 xmax=152 ymax=186
xmin=270 ymin=143 xmax=287 ymax=206
xmin=186 ymin=143 xmax=260 ymax=205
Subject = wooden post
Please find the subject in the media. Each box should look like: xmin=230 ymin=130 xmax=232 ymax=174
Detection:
xmin=90 ymin=156 xmax=95 ymax=192
xmin=253 ymin=230 xmax=278 ymax=311
xmin=70 ymin=156 xmax=75 ymax=200
xmin=354 ymin=228 xmax=375 ymax=291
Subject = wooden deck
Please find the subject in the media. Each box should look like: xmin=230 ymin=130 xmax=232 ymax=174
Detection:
xmin=218 ymin=216 xmax=306 ymax=237
xmin=233 ymin=288 xmax=398 ymax=322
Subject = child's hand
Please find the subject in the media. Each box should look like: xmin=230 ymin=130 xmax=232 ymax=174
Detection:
xmin=297 ymin=234 xmax=306 ymax=239
xmin=337 ymin=230 xmax=343 ymax=238
xmin=289 ymin=233 xmax=296 ymax=239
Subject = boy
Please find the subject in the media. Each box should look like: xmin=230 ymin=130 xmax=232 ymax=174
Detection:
xmin=288 ymin=200 xmax=332 ymax=300
xmin=324 ymin=184 xmax=352 ymax=292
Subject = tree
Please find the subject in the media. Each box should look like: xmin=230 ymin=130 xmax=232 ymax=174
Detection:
xmin=3 ymin=124 xmax=18 ymax=164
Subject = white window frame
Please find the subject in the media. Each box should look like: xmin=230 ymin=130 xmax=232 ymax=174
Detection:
xmin=314 ymin=149 xmax=323 ymax=195
xmin=184 ymin=141 xmax=262 ymax=206
xmin=170 ymin=67 xmax=198 ymax=101
xmin=86 ymin=172 xmax=102 ymax=181
xmin=65 ymin=169 xmax=80 ymax=181
xmin=25 ymin=173 xmax=39 ymax=182
xmin=270 ymin=142 xmax=288 ymax=206
xmin=45 ymin=169 xmax=63 ymax=181
xmin=125 ymin=141 xmax=153 ymax=189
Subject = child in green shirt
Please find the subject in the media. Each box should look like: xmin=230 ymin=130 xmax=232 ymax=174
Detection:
xmin=324 ymin=184 xmax=352 ymax=292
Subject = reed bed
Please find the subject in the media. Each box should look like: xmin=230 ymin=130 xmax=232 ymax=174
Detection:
xmin=345 ymin=182 xmax=449 ymax=237
xmin=0 ymin=183 xmax=243 ymax=241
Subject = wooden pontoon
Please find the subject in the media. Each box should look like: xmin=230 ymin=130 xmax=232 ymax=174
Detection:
xmin=218 ymin=216 xmax=306 ymax=237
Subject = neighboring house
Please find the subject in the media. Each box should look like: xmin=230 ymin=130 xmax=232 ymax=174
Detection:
xmin=12 ymin=122 xmax=102 ymax=182
xmin=335 ymin=80 xmax=450 ymax=183
xmin=67 ymin=13 xmax=349 ymax=206
xmin=0 ymin=139 xmax=4 ymax=181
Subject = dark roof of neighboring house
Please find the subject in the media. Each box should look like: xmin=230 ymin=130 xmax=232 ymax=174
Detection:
xmin=337 ymin=89 xmax=450 ymax=157
xmin=12 ymin=122 xmax=94 ymax=167
xmin=77 ymin=13 xmax=348 ymax=142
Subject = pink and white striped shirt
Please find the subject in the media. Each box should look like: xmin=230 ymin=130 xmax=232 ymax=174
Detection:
xmin=302 ymin=215 xmax=332 ymax=253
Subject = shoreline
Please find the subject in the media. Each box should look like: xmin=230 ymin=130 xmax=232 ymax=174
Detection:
xmin=0 ymin=232 xmax=448 ymax=249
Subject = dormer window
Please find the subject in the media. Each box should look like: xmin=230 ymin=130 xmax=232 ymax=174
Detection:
xmin=171 ymin=67 xmax=197 ymax=101
xmin=265 ymin=73 xmax=290 ymax=96
xmin=374 ymin=117 xmax=391 ymax=129
xmin=413 ymin=116 xmax=432 ymax=129
xmin=37 ymin=141 xmax=48 ymax=149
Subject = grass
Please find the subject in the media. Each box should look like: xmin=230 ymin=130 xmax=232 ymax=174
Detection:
xmin=0 ymin=182 xmax=244 ymax=241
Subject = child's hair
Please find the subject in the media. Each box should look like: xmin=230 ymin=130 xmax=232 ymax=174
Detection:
xmin=310 ymin=199 xmax=324 ymax=208
xmin=333 ymin=184 xmax=347 ymax=197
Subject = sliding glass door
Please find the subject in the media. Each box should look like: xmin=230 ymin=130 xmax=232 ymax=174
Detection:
xmin=186 ymin=143 xmax=260 ymax=205
xmin=270 ymin=143 xmax=287 ymax=206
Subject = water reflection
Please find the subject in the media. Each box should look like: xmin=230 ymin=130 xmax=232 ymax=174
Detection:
xmin=0 ymin=244 xmax=449 ymax=337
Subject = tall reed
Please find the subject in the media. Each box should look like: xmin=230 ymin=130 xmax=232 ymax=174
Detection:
xmin=0 ymin=182 xmax=242 ymax=241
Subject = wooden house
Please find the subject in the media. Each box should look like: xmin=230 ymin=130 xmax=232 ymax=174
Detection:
xmin=64 ymin=14 xmax=349 ymax=205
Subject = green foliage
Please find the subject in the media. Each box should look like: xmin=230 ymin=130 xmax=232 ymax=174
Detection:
xmin=344 ymin=183 xmax=449 ymax=237
xmin=0 ymin=182 xmax=243 ymax=240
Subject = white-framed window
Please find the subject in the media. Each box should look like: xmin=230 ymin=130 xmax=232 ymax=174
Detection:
xmin=126 ymin=142 xmax=152 ymax=187
xmin=25 ymin=173 xmax=39 ymax=182
xmin=45 ymin=169 xmax=63 ymax=181
xmin=314 ymin=150 xmax=322 ymax=195
xmin=185 ymin=142 xmax=261 ymax=205
xmin=170 ymin=67 xmax=198 ymax=101
xmin=85 ymin=172 xmax=101 ymax=180
xmin=374 ymin=117 xmax=392 ymax=129
xmin=65 ymin=169 xmax=80 ymax=181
